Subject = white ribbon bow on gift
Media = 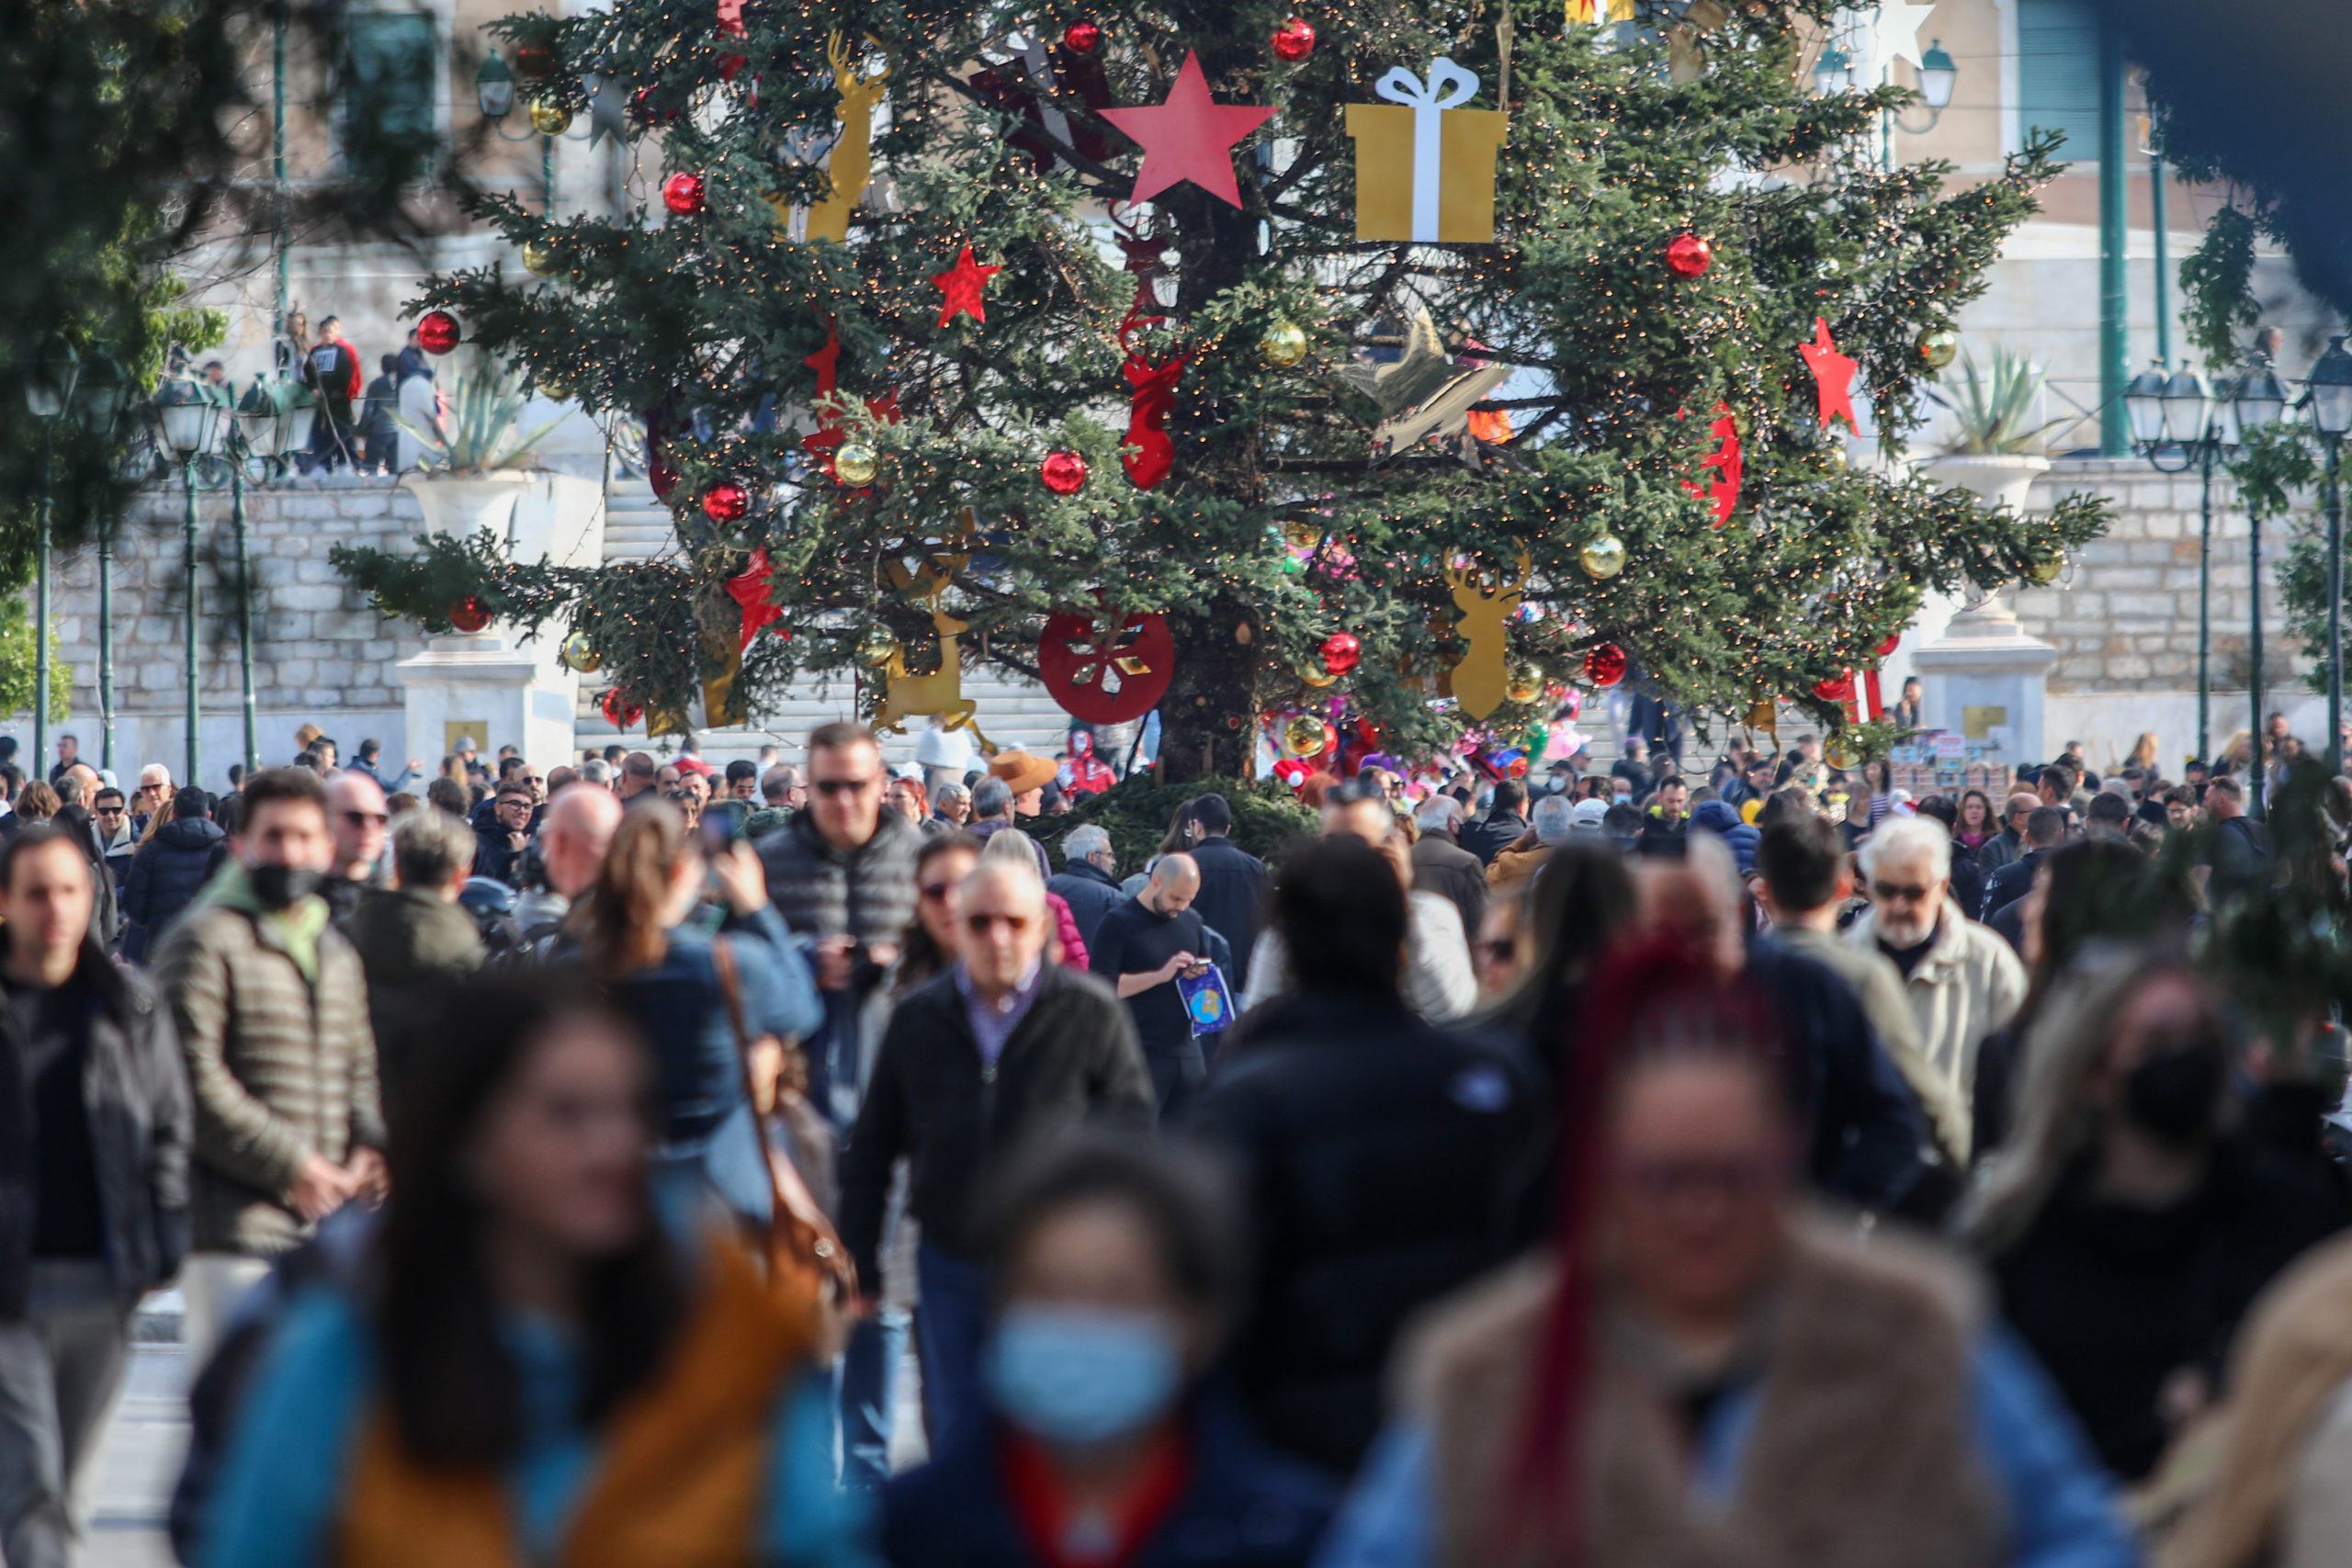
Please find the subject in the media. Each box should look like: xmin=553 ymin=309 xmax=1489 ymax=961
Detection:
xmin=1374 ymin=57 xmax=1481 ymax=242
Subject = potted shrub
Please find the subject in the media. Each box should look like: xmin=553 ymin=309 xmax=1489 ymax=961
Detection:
xmin=396 ymin=348 xmax=568 ymax=544
xmin=1925 ymin=348 xmax=2071 ymax=512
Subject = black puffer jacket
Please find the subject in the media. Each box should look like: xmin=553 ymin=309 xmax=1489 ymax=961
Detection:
xmin=120 ymin=817 xmax=229 ymax=963
xmin=0 ymin=943 xmax=191 ymax=1317
xmin=757 ymin=806 xmax=921 ymax=942
xmin=1187 ymin=989 xmax=1545 ymax=1474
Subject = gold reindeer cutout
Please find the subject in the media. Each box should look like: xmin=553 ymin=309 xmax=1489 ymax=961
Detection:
xmin=800 ymin=34 xmax=889 ymax=244
xmin=873 ymin=510 xmax=993 ymax=747
xmin=1444 ymin=550 xmax=1531 ymax=720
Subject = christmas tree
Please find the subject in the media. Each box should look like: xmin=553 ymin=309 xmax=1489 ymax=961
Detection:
xmin=336 ymin=0 xmax=2106 ymax=778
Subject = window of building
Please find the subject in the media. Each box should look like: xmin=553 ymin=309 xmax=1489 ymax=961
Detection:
xmin=2017 ymin=0 xmax=2101 ymax=163
xmin=344 ymin=10 xmax=439 ymax=180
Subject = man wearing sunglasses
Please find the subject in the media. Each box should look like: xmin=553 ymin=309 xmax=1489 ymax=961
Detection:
xmin=92 ymin=788 xmax=136 ymax=892
xmin=757 ymin=722 xmax=922 ymax=1126
xmin=320 ymin=772 xmax=390 ymax=923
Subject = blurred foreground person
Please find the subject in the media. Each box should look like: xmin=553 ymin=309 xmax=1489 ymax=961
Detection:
xmin=195 ymin=974 xmax=865 ymax=1568
xmin=0 ymin=829 xmax=190 ymax=1568
xmin=1318 ymin=942 xmax=2135 ymax=1568
xmin=1190 ymin=837 xmax=1541 ymax=1474
xmin=1965 ymin=955 xmax=2349 ymax=1483
xmin=882 ymin=1135 xmax=1333 ymax=1568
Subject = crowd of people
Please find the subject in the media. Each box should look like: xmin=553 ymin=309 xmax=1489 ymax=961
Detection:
xmin=2 ymin=706 xmax=2349 ymax=1568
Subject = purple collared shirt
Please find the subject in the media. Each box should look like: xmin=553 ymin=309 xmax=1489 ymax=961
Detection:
xmin=956 ymin=958 xmax=1045 ymax=1066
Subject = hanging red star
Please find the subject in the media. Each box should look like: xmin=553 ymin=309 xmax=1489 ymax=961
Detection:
xmin=1098 ymin=50 xmax=1274 ymax=209
xmin=930 ymin=244 xmax=1001 ymax=328
xmin=727 ymin=547 xmax=784 ymax=650
xmin=1798 ymin=316 xmax=1860 ymax=431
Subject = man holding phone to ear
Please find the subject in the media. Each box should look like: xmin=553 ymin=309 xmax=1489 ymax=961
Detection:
xmin=756 ymin=722 xmax=921 ymax=1126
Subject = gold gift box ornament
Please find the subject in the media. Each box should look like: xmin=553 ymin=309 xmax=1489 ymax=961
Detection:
xmin=1345 ymin=59 xmax=1509 ymax=244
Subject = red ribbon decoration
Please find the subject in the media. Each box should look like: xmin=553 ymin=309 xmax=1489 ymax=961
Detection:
xmin=1121 ymin=348 xmax=1188 ymax=491
xmin=726 ymin=547 xmax=784 ymax=650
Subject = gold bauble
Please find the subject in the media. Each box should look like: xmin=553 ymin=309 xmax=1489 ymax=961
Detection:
xmin=559 ymin=632 xmax=601 ymax=673
xmin=521 ymin=239 xmax=559 ymax=276
xmin=1283 ymin=520 xmax=1323 ymax=550
xmin=833 ymin=443 xmax=879 ymax=487
xmin=2028 ymin=555 xmax=2064 ymax=585
xmin=528 ymin=99 xmax=574 ymax=136
xmin=1916 ymin=327 xmax=1960 ymax=371
xmin=1578 ymin=534 xmax=1626 ymax=579
xmin=1283 ymin=715 xmax=1329 ymax=756
xmin=1506 ymin=666 xmax=1544 ymax=704
xmin=1260 ymin=321 xmax=1308 ymax=368
xmin=1297 ymin=661 xmax=1335 ymax=689
xmin=858 ymin=627 xmax=897 ymax=665
xmin=1824 ymin=736 xmax=1860 ymax=770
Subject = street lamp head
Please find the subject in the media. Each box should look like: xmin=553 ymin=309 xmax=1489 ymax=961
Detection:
xmin=2162 ymin=365 xmax=2213 ymax=446
xmin=2208 ymin=369 xmax=2244 ymax=449
xmin=2234 ymin=355 xmax=2290 ymax=437
xmin=2123 ymin=360 xmax=2171 ymax=448
xmin=150 ymin=376 xmax=223 ymax=460
xmin=1918 ymin=39 xmax=1957 ymax=111
xmin=23 ymin=340 xmax=77 ymax=423
xmin=2305 ymin=335 xmax=2352 ymax=439
xmin=476 ymin=53 xmax=516 ymax=120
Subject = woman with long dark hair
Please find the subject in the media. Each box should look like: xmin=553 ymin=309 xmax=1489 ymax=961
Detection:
xmin=562 ymin=801 xmax=821 ymax=1223
xmin=196 ymin=973 xmax=864 ymax=1568
xmin=1957 ymin=788 xmax=1997 ymax=853
xmin=1318 ymin=942 xmax=2134 ymax=1568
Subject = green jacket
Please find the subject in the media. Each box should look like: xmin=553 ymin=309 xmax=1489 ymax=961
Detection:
xmin=340 ymin=886 xmax=484 ymax=1103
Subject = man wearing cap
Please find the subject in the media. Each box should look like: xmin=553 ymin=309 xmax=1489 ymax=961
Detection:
xmin=1567 ymin=796 xmax=1611 ymax=838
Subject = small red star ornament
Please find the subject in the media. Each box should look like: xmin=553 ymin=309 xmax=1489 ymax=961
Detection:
xmin=726 ymin=547 xmax=785 ymax=650
xmin=1799 ymin=316 xmax=1860 ymax=431
xmin=930 ymin=245 xmax=1001 ymax=328
xmin=1099 ymin=50 xmax=1275 ymax=209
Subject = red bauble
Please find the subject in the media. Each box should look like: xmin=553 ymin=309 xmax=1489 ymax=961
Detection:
xmin=448 ymin=595 xmax=492 ymax=634
xmin=662 ymin=172 xmax=706 ymax=216
xmin=701 ymin=482 xmax=749 ymax=523
xmin=1873 ymin=633 xmax=1902 ymax=659
xmin=1666 ymin=232 xmax=1713 ymax=278
xmin=1062 ymin=19 xmax=1102 ymax=54
xmin=1583 ymin=643 xmax=1628 ymax=688
xmin=515 ymin=39 xmax=558 ymax=78
xmin=1271 ymin=16 xmax=1316 ymax=61
xmin=416 ymin=310 xmax=461 ymax=355
xmin=1813 ymin=671 xmax=1857 ymax=704
xmin=1037 ymin=608 xmax=1176 ymax=724
xmin=1040 ymin=450 xmax=1089 ymax=494
xmin=601 ymin=688 xmax=644 ymax=729
xmin=1319 ymin=631 xmax=1361 ymax=676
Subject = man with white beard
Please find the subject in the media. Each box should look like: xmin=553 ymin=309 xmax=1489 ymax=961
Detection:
xmin=1844 ymin=816 xmax=2025 ymax=1134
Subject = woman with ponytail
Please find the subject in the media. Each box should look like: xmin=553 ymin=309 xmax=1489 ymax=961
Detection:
xmin=560 ymin=800 xmax=821 ymax=1223
xmin=1315 ymin=940 xmax=2134 ymax=1568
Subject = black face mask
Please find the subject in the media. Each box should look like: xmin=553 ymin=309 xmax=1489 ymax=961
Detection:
xmin=2123 ymin=1048 xmax=2224 ymax=1146
xmin=247 ymin=863 xmax=326 ymax=910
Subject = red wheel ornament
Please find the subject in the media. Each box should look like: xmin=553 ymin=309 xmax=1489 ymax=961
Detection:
xmin=1062 ymin=19 xmax=1102 ymax=54
xmin=1583 ymin=643 xmax=1628 ymax=688
xmin=701 ymin=481 xmax=748 ymax=523
xmin=1037 ymin=608 xmax=1175 ymax=725
xmin=1040 ymin=449 xmax=1089 ymax=494
xmin=447 ymin=596 xmax=492 ymax=634
xmin=416 ymin=310 xmax=461 ymax=355
xmin=1319 ymin=631 xmax=1361 ymax=676
xmin=601 ymin=688 xmax=645 ymax=729
xmin=1666 ymin=232 xmax=1713 ymax=278
xmin=1271 ymin=17 xmax=1316 ymax=61
xmin=662 ymin=172 xmax=706 ymax=215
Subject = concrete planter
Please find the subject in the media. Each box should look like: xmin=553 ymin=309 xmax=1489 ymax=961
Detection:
xmin=1925 ymin=453 xmax=2052 ymax=513
xmin=398 ymin=469 xmax=535 ymax=547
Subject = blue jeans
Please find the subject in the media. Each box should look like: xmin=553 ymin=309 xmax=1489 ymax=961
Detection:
xmin=915 ymin=1245 xmax=990 ymax=1455
xmin=838 ymin=1307 xmax=909 ymax=1488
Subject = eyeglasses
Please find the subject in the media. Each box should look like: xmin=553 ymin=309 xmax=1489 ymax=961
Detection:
xmin=1871 ymin=880 xmax=1934 ymax=903
xmin=965 ymin=911 xmax=1035 ymax=934
xmin=813 ymin=775 xmax=880 ymax=795
xmin=340 ymin=810 xmax=389 ymax=828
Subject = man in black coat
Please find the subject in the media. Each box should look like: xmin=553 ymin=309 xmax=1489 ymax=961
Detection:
xmin=1189 ymin=837 xmax=1542 ymax=1475
xmin=0 ymin=829 xmax=191 ymax=1568
xmin=1458 ymin=778 xmax=1529 ymax=865
xmin=119 ymin=790 xmax=227 ymax=964
xmin=470 ymin=780 xmax=535 ymax=887
xmin=842 ymin=857 xmax=1152 ymax=1455
xmin=1180 ymin=794 xmax=1270 ymax=987
xmin=1044 ymin=823 xmax=1123 ymax=952
xmin=1982 ymin=806 xmax=2068 ymax=922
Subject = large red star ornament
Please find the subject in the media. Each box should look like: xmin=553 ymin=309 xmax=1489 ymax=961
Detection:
xmin=1098 ymin=51 xmax=1274 ymax=209
xmin=1798 ymin=316 xmax=1860 ymax=431
xmin=930 ymin=244 xmax=1001 ymax=328
xmin=726 ymin=547 xmax=784 ymax=650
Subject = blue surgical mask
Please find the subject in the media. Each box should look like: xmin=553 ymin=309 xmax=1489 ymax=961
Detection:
xmin=984 ymin=1303 xmax=1182 ymax=1447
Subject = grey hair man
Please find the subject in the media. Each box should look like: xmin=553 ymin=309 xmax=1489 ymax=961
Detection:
xmin=1845 ymin=815 xmax=2024 ymax=1126
xmin=1046 ymin=823 xmax=1121 ymax=953
xmin=343 ymin=807 xmax=484 ymax=1099
xmin=1409 ymin=794 xmax=1487 ymax=943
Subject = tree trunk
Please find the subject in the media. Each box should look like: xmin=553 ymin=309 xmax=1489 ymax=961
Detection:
xmin=1155 ymin=592 xmax=1261 ymax=782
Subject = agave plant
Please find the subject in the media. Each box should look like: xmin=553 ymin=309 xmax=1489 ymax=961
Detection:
xmin=396 ymin=348 xmax=566 ymax=473
xmin=1930 ymin=348 xmax=2075 ymax=457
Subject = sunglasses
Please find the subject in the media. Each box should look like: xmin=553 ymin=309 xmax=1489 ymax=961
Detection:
xmin=964 ymin=911 xmax=1035 ymax=934
xmin=95 ymin=806 xmax=125 ymax=818
xmin=1871 ymin=880 xmax=1934 ymax=902
xmin=341 ymin=810 xmax=389 ymax=828
xmin=813 ymin=776 xmax=879 ymax=795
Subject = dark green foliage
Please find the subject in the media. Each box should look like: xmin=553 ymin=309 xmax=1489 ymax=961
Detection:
xmin=2177 ymin=206 xmax=2261 ymax=372
xmin=2197 ymin=761 xmax=2352 ymax=1055
xmin=1057 ymin=775 xmax=1316 ymax=877
xmin=360 ymin=0 xmax=2105 ymax=772
xmin=2225 ymin=423 xmax=2335 ymax=697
